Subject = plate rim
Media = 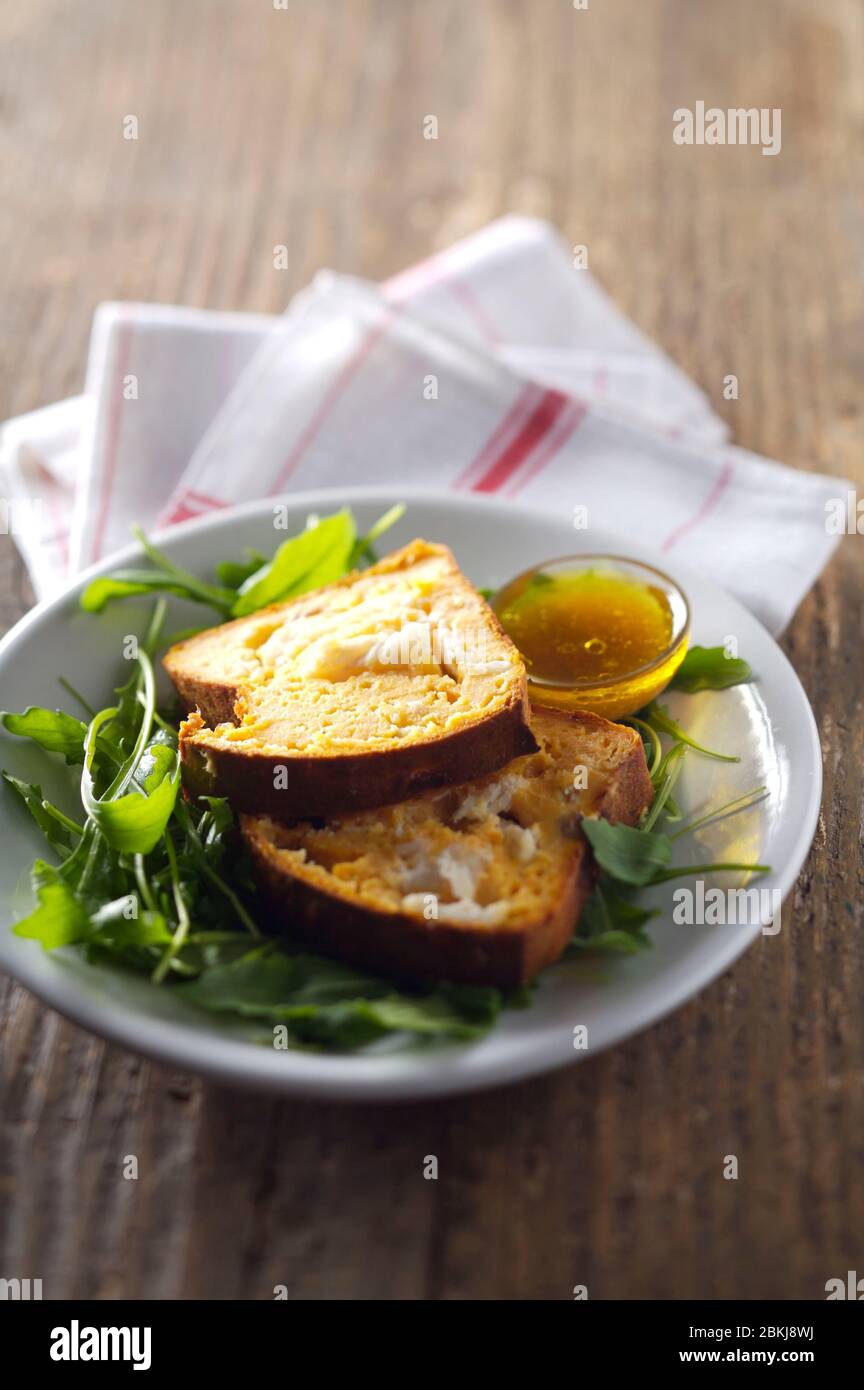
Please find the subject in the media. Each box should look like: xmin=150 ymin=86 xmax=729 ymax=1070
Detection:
xmin=0 ymin=486 xmax=823 ymax=1100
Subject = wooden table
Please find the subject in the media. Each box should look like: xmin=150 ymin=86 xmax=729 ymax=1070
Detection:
xmin=1 ymin=0 xmax=861 ymax=1300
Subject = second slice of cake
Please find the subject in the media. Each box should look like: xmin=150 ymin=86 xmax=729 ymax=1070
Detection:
xmin=240 ymin=708 xmax=654 ymax=987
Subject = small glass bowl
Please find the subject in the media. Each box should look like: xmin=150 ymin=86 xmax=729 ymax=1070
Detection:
xmin=493 ymin=554 xmax=690 ymax=720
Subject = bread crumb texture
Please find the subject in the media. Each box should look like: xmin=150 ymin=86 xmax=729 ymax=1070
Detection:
xmin=167 ymin=541 xmax=526 ymax=756
xmin=245 ymin=709 xmax=647 ymax=933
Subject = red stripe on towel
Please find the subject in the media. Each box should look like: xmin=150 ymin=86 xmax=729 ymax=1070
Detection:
xmin=184 ymin=489 xmax=228 ymax=510
xmin=164 ymin=489 xmax=229 ymax=524
xmin=504 ymin=399 xmax=589 ymax=496
xmin=452 ymin=384 xmax=544 ymax=491
xmin=470 ymin=388 xmax=572 ymax=494
xmin=661 ymin=459 xmax=735 ymax=551
xmin=270 ymin=309 xmax=397 ymax=492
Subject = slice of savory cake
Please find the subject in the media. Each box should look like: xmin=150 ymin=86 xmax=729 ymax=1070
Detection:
xmin=240 ymin=708 xmax=653 ymax=987
xmin=165 ymin=540 xmax=537 ymax=819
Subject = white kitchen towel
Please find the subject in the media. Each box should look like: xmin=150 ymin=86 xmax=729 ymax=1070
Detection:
xmin=70 ymin=218 xmax=728 ymax=566
xmin=161 ymin=268 xmax=843 ymax=634
xmin=0 ymin=217 xmax=726 ymax=598
xmin=70 ymin=303 xmax=274 ymax=575
xmin=0 ymin=306 xmax=274 ymax=598
xmin=0 ymin=396 xmax=90 ymax=597
xmin=0 ymin=216 xmax=846 ymax=633
xmin=381 ymin=216 xmax=727 ymax=444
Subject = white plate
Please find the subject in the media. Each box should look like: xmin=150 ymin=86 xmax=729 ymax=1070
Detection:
xmin=0 ymin=488 xmax=822 ymax=1100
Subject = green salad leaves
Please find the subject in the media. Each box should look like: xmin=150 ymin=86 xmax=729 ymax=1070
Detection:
xmin=1 ymin=505 xmax=770 ymax=1047
xmin=80 ymin=504 xmax=405 ymax=620
xmin=571 ymin=652 xmax=766 ymax=957
xmin=1 ymin=612 xmax=508 ymax=1045
xmin=2 ymin=506 xmax=522 ymax=1049
xmin=670 ymin=644 xmax=754 ymax=693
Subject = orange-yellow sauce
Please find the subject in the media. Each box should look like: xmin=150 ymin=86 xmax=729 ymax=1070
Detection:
xmin=494 ymin=564 xmax=687 ymax=719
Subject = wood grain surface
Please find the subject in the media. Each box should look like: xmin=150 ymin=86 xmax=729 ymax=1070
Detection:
xmin=1 ymin=0 xmax=862 ymax=1301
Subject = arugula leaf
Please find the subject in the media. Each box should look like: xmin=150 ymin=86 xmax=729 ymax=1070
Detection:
xmin=648 ymin=860 xmax=770 ymax=884
xmin=582 ymin=797 xmax=767 ymax=896
xmin=671 ymin=785 xmax=768 ymax=841
xmin=359 ymin=994 xmax=496 ymax=1041
xmin=13 ymin=864 xmax=91 ymax=948
xmin=2 ymin=772 xmax=79 ymax=855
xmin=132 ymin=528 xmax=240 ymax=611
xmin=171 ymin=796 xmax=259 ymax=938
xmin=180 ymin=949 xmax=503 ymax=1047
xmin=642 ymin=742 xmax=686 ymax=831
xmin=81 ymin=654 xmax=181 ymax=856
xmin=81 ymin=530 xmax=237 ymax=617
xmin=581 ymin=818 xmax=673 ymax=886
xmin=80 ymin=572 xmax=219 ymax=615
xmin=671 ymin=645 xmax=754 ymax=693
xmin=569 ymin=884 xmax=658 ymax=955
xmin=231 ymin=511 xmax=356 ymax=617
xmin=180 ymin=950 xmax=390 ymax=1015
xmin=623 ymin=715 xmax=663 ymax=778
xmin=275 ymin=1002 xmax=393 ymax=1049
xmin=348 ymin=502 xmax=406 ymax=567
xmin=642 ymin=702 xmax=740 ymax=763
xmin=215 ymin=550 xmax=268 ymax=588
xmin=83 ymin=743 xmax=180 ymax=856
xmin=199 ymin=796 xmax=233 ymax=836
xmin=79 ymin=506 xmax=403 ymax=622
xmin=90 ymin=901 xmax=173 ymax=948
xmin=436 ymin=984 xmax=503 ymax=1024
xmin=1 ymin=707 xmax=89 ymax=764
xmin=58 ymin=677 xmax=97 ymax=719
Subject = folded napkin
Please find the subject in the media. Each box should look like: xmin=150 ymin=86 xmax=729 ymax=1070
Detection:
xmin=0 ymin=216 xmax=846 ymax=635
